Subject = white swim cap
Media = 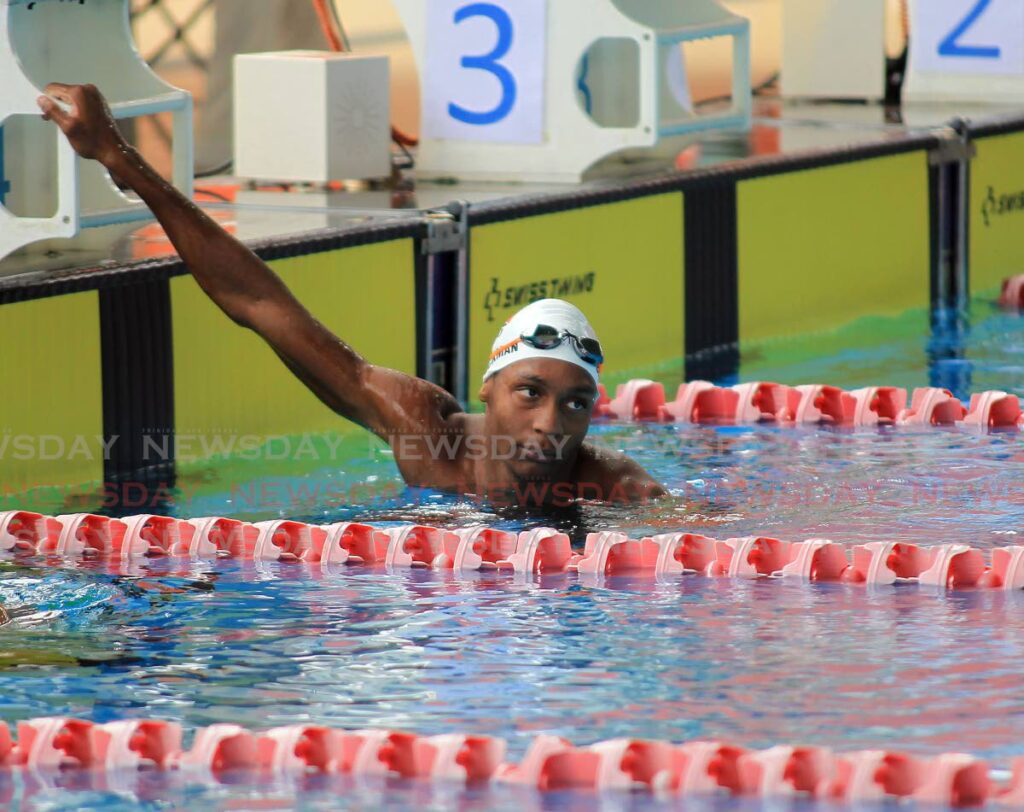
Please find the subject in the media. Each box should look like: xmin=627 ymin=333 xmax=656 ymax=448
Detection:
xmin=484 ymin=299 xmax=602 ymax=384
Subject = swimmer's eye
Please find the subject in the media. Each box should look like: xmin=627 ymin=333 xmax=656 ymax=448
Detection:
xmin=566 ymin=397 xmax=591 ymax=412
xmin=517 ymin=386 xmax=541 ymax=400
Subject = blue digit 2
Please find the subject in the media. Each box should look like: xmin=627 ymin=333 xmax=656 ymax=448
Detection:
xmin=938 ymin=0 xmax=1000 ymax=59
xmin=448 ymin=3 xmax=517 ymax=126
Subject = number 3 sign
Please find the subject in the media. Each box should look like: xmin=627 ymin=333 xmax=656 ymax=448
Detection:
xmin=422 ymin=0 xmax=547 ymax=144
xmin=909 ymin=0 xmax=1024 ymax=76
xmin=393 ymin=0 xmax=746 ymax=182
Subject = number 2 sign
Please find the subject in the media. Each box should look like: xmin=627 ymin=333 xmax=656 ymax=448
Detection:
xmin=911 ymin=0 xmax=1024 ymax=75
xmin=422 ymin=0 xmax=547 ymax=144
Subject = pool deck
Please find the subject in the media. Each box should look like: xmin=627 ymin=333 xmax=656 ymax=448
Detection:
xmin=2 ymin=95 xmax=1023 ymax=285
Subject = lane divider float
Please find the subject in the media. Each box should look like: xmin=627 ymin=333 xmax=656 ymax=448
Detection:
xmin=0 ymin=717 xmax=1020 ymax=805
xmin=999 ymin=275 xmax=1024 ymax=309
xmin=2 ymin=512 xmax=1023 ymax=591
xmin=596 ymin=380 xmax=1022 ymax=430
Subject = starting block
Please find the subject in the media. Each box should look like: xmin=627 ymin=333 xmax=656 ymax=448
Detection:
xmin=392 ymin=0 xmax=750 ymax=182
xmin=0 ymin=0 xmax=192 ymax=261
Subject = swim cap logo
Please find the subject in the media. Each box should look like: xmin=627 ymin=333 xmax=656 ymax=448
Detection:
xmin=982 ymin=185 xmax=1024 ymax=228
xmin=481 ymin=273 xmax=597 ymax=322
xmin=491 ymin=342 xmax=520 ymax=360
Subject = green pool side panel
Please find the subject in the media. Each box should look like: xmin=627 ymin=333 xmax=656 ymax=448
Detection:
xmin=172 ymin=241 xmax=418 ymax=446
xmin=737 ymin=151 xmax=931 ymax=350
xmin=969 ymin=131 xmax=1024 ymax=297
xmin=0 ymin=292 xmax=104 ymax=505
xmin=468 ymin=193 xmax=685 ymax=405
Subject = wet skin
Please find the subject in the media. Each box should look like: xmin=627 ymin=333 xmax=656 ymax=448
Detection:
xmin=37 ymin=84 xmax=666 ymax=507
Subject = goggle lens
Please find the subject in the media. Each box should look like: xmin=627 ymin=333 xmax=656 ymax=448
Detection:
xmin=578 ymin=337 xmax=603 ymax=364
xmin=521 ymin=324 xmax=604 ymax=366
xmin=528 ymin=324 xmax=562 ymax=348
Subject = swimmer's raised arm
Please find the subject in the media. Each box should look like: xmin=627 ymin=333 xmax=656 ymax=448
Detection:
xmin=38 ymin=83 xmax=461 ymax=441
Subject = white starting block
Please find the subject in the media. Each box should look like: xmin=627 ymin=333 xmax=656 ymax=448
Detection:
xmin=904 ymin=0 xmax=1024 ymax=103
xmin=393 ymin=0 xmax=751 ymax=183
xmin=0 ymin=0 xmax=193 ymax=261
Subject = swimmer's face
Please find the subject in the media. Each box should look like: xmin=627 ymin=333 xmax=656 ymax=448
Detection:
xmin=478 ymin=358 xmax=598 ymax=480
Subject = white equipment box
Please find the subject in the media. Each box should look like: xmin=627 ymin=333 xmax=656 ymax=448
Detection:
xmin=233 ymin=51 xmax=391 ymax=183
xmin=782 ymin=0 xmax=886 ymax=100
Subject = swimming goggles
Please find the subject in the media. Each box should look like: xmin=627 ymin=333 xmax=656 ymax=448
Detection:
xmin=520 ymin=324 xmax=604 ymax=366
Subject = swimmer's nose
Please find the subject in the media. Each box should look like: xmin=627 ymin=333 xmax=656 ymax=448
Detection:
xmin=532 ymin=401 xmax=564 ymax=438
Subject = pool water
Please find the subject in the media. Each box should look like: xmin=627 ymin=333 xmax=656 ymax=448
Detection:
xmin=1 ymin=303 xmax=1024 ymax=810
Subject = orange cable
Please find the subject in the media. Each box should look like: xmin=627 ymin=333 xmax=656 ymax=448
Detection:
xmin=312 ymin=0 xmax=344 ymax=52
xmin=311 ymin=0 xmax=419 ymax=148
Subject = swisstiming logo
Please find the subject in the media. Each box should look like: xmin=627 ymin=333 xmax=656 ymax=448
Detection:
xmin=982 ymin=185 xmax=1024 ymax=227
xmin=483 ymin=273 xmax=596 ymax=321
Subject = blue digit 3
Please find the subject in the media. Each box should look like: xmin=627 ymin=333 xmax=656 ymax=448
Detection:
xmin=448 ymin=3 xmax=517 ymax=126
xmin=938 ymin=0 xmax=1000 ymax=59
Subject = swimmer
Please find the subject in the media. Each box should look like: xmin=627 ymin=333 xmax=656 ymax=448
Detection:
xmin=38 ymin=84 xmax=667 ymax=507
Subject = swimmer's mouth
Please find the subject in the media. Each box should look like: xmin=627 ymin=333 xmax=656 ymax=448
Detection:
xmin=517 ymin=446 xmax=560 ymax=463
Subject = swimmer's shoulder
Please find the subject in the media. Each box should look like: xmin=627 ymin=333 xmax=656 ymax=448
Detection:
xmin=452 ymin=411 xmax=483 ymax=434
xmin=575 ymin=442 xmax=668 ymax=503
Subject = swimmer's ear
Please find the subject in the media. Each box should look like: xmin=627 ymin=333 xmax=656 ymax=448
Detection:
xmin=479 ymin=377 xmax=492 ymax=404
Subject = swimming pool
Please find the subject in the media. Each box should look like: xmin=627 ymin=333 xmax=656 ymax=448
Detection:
xmin=1 ymin=302 xmax=1023 ymax=809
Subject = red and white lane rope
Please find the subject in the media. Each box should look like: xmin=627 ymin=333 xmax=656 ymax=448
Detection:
xmin=0 ymin=717 xmax=1020 ymax=805
xmin=597 ymin=379 xmax=1023 ymax=429
xmin=601 ymin=275 xmax=1024 ymax=428
xmin=1000 ymin=275 xmax=1024 ymax=309
xmin=1 ymin=512 xmax=1023 ymax=590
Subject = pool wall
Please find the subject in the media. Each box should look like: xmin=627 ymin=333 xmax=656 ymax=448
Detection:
xmin=0 ymin=223 xmax=426 ymax=505
xmin=464 ymin=135 xmax=939 ymax=399
xmin=968 ymin=114 xmax=1024 ymax=297
xmin=2 ymin=114 xmax=1023 ymax=504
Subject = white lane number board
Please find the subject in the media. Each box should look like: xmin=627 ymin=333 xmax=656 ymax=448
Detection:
xmin=422 ymin=0 xmax=547 ymax=144
xmin=911 ymin=0 xmax=1024 ymax=75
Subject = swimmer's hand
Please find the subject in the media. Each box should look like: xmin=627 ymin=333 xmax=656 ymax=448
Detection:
xmin=37 ymin=83 xmax=127 ymax=166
